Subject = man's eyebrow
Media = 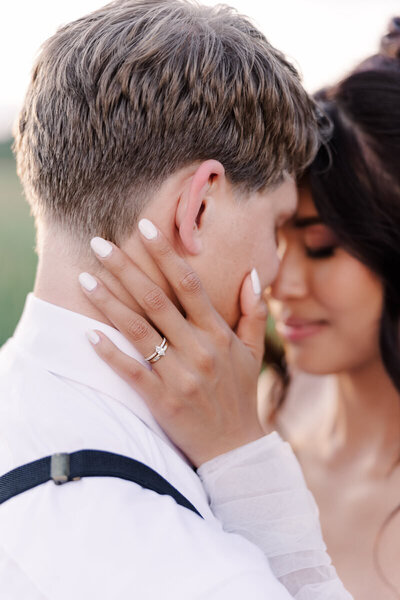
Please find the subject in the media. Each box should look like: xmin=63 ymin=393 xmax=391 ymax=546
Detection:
xmin=293 ymin=216 xmax=322 ymax=229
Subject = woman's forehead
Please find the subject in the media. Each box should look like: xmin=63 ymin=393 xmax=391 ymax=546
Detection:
xmin=296 ymin=186 xmax=319 ymax=218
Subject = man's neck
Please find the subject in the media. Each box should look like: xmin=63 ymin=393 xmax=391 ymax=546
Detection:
xmin=34 ymin=258 xmax=111 ymax=324
xmin=33 ymin=226 xmax=172 ymax=325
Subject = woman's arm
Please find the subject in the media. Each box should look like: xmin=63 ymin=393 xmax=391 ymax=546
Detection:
xmin=79 ymin=222 xmax=352 ymax=599
xmin=198 ymin=434 xmax=351 ymax=599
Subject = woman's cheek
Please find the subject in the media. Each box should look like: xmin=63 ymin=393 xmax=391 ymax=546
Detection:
xmin=311 ymin=252 xmax=378 ymax=313
xmin=311 ymin=252 xmax=383 ymax=363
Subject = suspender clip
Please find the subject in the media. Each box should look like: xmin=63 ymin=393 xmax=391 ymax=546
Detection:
xmin=51 ymin=453 xmax=70 ymax=485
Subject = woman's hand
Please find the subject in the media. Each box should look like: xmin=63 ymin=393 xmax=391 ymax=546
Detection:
xmin=79 ymin=219 xmax=269 ymax=467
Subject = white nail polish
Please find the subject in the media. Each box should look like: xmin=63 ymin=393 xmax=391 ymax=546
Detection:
xmin=87 ymin=330 xmax=100 ymax=345
xmin=251 ymin=268 xmax=261 ymax=297
xmin=138 ymin=218 xmax=158 ymax=240
xmin=90 ymin=237 xmax=113 ymax=258
xmin=79 ymin=272 xmax=98 ymax=292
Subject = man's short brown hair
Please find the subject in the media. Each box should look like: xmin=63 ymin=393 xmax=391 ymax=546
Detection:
xmin=15 ymin=0 xmax=321 ymax=244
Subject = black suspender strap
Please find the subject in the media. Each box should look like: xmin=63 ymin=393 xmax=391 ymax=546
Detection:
xmin=0 ymin=449 xmax=202 ymax=518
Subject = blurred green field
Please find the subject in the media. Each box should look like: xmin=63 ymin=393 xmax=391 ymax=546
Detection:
xmin=0 ymin=140 xmax=37 ymax=347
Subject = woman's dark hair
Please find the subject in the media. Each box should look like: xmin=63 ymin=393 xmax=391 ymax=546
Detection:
xmin=263 ymin=18 xmax=400 ymax=595
xmin=309 ymin=54 xmax=400 ymax=392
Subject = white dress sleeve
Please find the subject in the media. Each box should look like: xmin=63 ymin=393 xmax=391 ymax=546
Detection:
xmin=197 ymin=432 xmax=353 ymax=600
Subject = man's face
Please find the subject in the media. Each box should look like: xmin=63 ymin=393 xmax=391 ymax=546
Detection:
xmin=190 ymin=178 xmax=297 ymax=328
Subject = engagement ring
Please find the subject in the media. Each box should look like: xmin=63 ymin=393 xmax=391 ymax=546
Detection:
xmin=144 ymin=337 xmax=169 ymax=364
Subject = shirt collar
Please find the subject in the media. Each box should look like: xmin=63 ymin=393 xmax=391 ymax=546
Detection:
xmin=12 ymin=293 xmax=177 ymax=450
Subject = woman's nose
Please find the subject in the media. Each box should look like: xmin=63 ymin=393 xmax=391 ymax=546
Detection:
xmin=271 ymin=247 xmax=308 ymax=301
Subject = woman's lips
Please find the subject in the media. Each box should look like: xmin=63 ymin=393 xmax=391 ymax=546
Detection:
xmin=276 ymin=318 xmax=328 ymax=342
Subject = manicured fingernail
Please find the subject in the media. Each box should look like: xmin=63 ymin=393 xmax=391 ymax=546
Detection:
xmin=138 ymin=218 xmax=158 ymax=240
xmin=87 ymin=330 xmax=100 ymax=345
xmin=251 ymin=268 xmax=261 ymax=297
xmin=90 ymin=237 xmax=113 ymax=258
xmin=79 ymin=272 xmax=98 ymax=292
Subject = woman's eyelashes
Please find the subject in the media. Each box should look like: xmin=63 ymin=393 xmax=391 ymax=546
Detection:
xmin=305 ymin=245 xmax=337 ymax=259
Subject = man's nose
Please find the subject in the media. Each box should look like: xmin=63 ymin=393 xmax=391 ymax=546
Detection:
xmin=270 ymin=248 xmax=308 ymax=301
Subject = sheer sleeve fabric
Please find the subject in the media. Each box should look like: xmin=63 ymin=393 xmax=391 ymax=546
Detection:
xmin=197 ymin=433 xmax=353 ymax=600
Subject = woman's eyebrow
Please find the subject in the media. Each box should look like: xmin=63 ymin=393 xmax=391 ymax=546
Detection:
xmin=293 ymin=216 xmax=322 ymax=229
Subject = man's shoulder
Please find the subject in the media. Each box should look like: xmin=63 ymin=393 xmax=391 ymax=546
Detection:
xmin=0 ymin=340 xmax=158 ymax=472
xmin=0 ymin=343 xmax=277 ymax=596
xmin=0 ymin=338 xmax=210 ymax=511
xmin=0 ymin=341 xmax=286 ymax=599
xmin=0 ymin=473 xmax=277 ymax=600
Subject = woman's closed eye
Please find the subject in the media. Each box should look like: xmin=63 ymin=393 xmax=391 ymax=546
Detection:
xmin=305 ymin=245 xmax=337 ymax=259
xmin=303 ymin=224 xmax=339 ymax=260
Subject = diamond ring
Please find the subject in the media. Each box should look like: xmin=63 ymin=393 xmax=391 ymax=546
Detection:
xmin=144 ymin=337 xmax=169 ymax=364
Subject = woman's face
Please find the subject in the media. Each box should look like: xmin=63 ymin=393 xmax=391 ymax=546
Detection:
xmin=269 ymin=186 xmax=384 ymax=375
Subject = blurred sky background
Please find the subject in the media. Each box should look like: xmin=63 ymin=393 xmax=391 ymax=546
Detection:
xmin=0 ymin=0 xmax=399 ymax=344
xmin=1 ymin=0 xmax=399 ymax=139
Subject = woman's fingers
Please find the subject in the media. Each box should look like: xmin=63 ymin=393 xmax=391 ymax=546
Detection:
xmin=136 ymin=219 xmax=223 ymax=331
xmin=79 ymin=272 xmax=171 ymax=367
xmin=86 ymin=330 xmax=162 ymax=409
xmin=235 ymin=268 xmax=268 ymax=366
xmin=88 ymin=239 xmax=192 ymax=347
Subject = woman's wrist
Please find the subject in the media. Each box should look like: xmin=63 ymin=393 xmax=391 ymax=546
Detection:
xmin=193 ymin=422 xmax=267 ymax=468
xmin=197 ymin=430 xmax=281 ymax=474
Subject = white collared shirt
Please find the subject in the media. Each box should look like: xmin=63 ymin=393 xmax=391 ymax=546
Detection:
xmin=0 ymin=294 xmax=293 ymax=599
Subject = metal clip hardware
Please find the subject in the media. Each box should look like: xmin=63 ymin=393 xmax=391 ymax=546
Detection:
xmin=51 ymin=453 xmax=70 ymax=485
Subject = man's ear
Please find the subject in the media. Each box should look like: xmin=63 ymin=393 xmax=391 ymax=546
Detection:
xmin=176 ymin=160 xmax=225 ymax=255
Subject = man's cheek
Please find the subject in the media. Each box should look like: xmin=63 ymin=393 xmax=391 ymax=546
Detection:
xmin=257 ymin=239 xmax=280 ymax=289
